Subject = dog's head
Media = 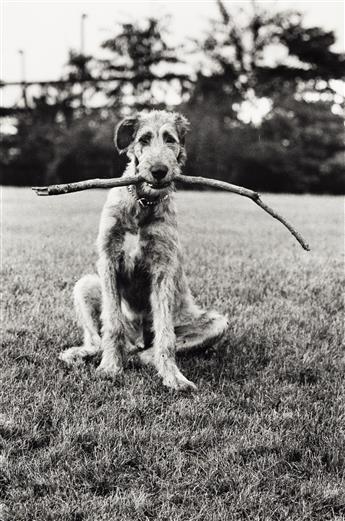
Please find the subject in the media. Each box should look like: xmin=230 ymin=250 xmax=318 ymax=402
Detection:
xmin=115 ymin=110 xmax=190 ymax=200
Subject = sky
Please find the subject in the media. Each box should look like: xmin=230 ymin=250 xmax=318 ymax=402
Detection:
xmin=1 ymin=0 xmax=344 ymax=107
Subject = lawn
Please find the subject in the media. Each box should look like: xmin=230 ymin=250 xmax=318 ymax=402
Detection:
xmin=1 ymin=187 xmax=344 ymax=521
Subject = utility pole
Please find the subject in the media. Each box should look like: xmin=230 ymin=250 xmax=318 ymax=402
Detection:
xmin=18 ymin=49 xmax=28 ymax=108
xmin=81 ymin=13 xmax=87 ymax=55
xmin=80 ymin=14 xmax=88 ymax=109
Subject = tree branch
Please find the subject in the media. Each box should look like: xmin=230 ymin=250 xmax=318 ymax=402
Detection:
xmin=32 ymin=175 xmax=142 ymax=196
xmin=32 ymin=173 xmax=310 ymax=251
xmin=175 ymin=174 xmax=310 ymax=251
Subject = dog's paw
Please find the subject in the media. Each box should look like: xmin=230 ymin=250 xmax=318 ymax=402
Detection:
xmin=138 ymin=347 xmax=155 ymax=366
xmin=96 ymin=361 xmax=123 ymax=379
xmin=163 ymin=369 xmax=197 ymax=392
xmin=58 ymin=348 xmax=83 ymax=366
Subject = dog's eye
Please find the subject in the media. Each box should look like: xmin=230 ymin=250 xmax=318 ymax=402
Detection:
xmin=139 ymin=134 xmax=151 ymax=145
xmin=164 ymin=133 xmax=177 ymax=144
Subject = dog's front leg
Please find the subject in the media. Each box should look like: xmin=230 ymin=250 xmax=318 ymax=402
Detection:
xmin=151 ymin=272 xmax=196 ymax=391
xmin=96 ymin=254 xmax=125 ymax=377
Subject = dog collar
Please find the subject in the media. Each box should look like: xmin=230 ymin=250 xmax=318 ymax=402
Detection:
xmin=127 ymin=185 xmax=169 ymax=208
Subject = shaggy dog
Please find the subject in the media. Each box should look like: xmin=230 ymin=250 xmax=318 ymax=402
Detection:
xmin=60 ymin=110 xmax=228 ymax=390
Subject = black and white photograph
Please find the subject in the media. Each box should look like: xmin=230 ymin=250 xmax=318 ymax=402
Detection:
xmin=1 ymin=0 xmax=344 ymax=519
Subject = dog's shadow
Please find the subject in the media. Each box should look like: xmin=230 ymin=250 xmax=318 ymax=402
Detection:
xmin=176 ymin=331 xmax=272 ymax=387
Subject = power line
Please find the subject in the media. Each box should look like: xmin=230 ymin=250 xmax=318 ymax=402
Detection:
xmin=0 ymin=73 xmax=193 ymax=89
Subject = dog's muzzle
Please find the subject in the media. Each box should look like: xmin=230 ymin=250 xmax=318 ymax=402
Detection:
xmin=150 ymin=164 xmax=168 ymax=181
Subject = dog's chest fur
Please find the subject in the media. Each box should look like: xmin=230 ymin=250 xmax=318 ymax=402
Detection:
xmin=117 ymin=230 xmax=151 ymax=314
xmin=122 ymin=232 xmax=142 ymax=272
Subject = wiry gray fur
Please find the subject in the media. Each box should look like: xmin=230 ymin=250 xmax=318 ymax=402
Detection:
xmin=59 ymin=110 xmax=228 ymax=390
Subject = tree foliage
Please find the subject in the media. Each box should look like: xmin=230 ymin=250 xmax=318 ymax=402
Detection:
xmin=99 ymin=18 xmax=190 ymax=110
xmin=194 ymin=0 xmax=344 ymax=113
xmin=235 ymin=98 xmax=344 ymax=193
xmin=0 ymin=4 xmax=344 ymax=193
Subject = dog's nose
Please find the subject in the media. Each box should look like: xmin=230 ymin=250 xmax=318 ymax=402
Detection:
xmin=150 ymin=164 xmax=168 ymax=181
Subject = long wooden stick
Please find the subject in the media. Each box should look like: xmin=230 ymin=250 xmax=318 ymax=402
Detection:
xmin=32 ymin=174 xmax=310 ymax=250
xmin=32 ymin=175 xmax=142 ymax=196
xmin=175 ymin=174 xmax=310 ymax=251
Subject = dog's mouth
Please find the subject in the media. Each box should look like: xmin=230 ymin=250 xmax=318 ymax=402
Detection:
xmin=144 ymin=181 xmax=171 ymax=190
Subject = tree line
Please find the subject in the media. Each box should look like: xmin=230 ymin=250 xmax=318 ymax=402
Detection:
xmin=1 ymin=1 xmax=344 ymax=193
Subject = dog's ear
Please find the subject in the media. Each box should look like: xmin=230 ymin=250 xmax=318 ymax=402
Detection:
xmin=174 ymin=113 xmax=190 ymax=145
xmin=114 ymin=117 xmax=139 ymax=153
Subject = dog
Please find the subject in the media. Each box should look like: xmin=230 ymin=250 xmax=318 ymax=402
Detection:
xmin=59 ymin=110 xmax=228 ymax=390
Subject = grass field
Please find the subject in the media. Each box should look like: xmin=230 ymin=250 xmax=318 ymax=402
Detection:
xmin=1 ymin=187 xmax=344 ymax=521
